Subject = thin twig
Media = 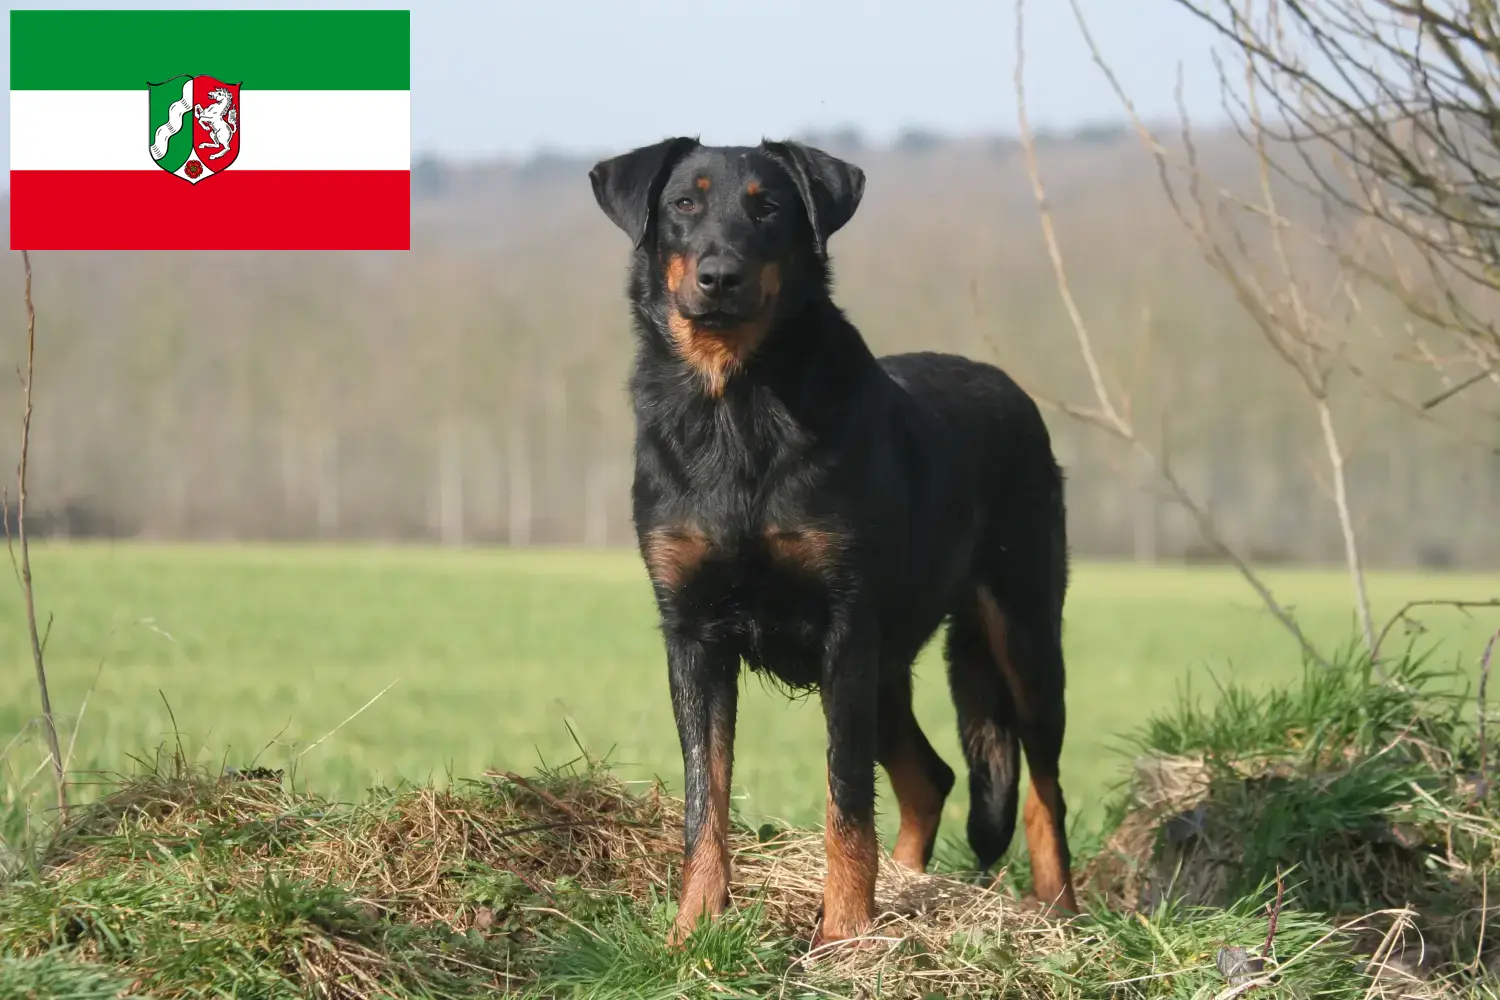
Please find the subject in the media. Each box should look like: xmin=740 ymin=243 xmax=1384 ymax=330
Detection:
xmin=484 ymin=769 xmax=581 ymax=819
xmin=1479 ymin=629 xmax=1498 ymax=801
xmin=1421 ymin=368 xmax=1493 ymax=410
xmin=1260 ymin=868 xmax=1285 ymax=959
xmin=1314 ymin=397 xmax=1378 ymax=663
xmin=1471 ymin=872 xmax=1491 ymax=978
xmin=1372 ymin=598 xmax=1500 ymax=660
xmin=1012 ymin=7 xmax=1125 ymax=437
xmin=6 ymin=250 xmax=66 ymax=823
xmin=1242 ymin=10 xmax=1376 ymax=664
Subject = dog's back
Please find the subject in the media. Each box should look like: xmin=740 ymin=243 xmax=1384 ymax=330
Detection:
xmin=879 ymin=349 xmax=1067 ymax=616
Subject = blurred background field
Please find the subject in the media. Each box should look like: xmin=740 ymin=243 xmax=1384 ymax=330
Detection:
xmin=2 ymin=543 xmax=1492 ymax=855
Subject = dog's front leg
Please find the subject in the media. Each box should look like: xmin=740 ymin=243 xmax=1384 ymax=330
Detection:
xmin=666 ymin=633 xmax=739 ymax=946
xmin=814 ymin=616 xmax=880 ymax=946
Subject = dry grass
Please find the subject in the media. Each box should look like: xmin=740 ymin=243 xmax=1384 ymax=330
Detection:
xmin=0 ymin=748 xmax=1466 ymax=998
xmin=10 ymin=750 xmax=1084 ymax=998
xmin=2 ymin=652 xmax=1495 ymax=997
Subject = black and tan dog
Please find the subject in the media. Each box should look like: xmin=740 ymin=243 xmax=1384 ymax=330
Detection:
xmin=588 ymin=137 xmax=1077 ymax=947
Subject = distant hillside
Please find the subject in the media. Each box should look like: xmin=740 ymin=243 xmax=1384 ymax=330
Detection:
xmin=0 ymin=127 xmax=1493 ymax=567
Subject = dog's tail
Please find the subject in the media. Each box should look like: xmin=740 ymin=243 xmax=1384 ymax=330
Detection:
xmin=944 ymin=594 xmax=1021 ymax=870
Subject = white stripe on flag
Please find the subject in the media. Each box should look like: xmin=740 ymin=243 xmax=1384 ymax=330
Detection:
xmin=10 ymin=90 xmax=411 ymax=171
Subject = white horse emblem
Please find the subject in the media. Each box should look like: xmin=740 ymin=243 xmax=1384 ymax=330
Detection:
xmin=194 ymin=87 xmax=238 ymax=160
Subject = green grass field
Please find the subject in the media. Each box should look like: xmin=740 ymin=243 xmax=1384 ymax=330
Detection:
xmin=1 ymin=544 xmax=1495 ymax=856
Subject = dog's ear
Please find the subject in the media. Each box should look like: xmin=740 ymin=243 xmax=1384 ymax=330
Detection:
xmin=760 ymin=139 xmax=865 ymax=258
xmin=589 ymin=137 xmax=700 ymax=249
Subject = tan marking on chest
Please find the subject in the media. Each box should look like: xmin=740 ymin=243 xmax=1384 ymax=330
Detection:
xmin=764 ymin=527 xmax=844 ymax=575
xmin=643 ymin=526 xmax=711 ymax=589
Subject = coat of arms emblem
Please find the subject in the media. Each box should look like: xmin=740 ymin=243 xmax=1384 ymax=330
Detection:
xmin=148 ymin=74 xmax=241 ymax=184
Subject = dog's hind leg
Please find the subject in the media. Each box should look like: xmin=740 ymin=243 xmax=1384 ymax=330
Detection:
xmin=876 ymin=672 xmax=954 ymax=871
xmin=971 ymin=584 xmax=1077 ymax=914
xmin=945 ymin=600 xmax=1022 ymax=872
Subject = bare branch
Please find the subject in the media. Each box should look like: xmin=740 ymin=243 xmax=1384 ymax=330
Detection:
xmin=1017 ymin=0 xmax=1331 ymax=668
xmin=1170 ymin=0 xmax=1500 ymax=379
xmin=1068 ymin=0 xmax=1393 ymax=664
xmin=1314 ymin=397 xmax=1377 ymax=656
xmin=1421 ymin=367 xmax=1493 ymax=409
xmin=1012 ymin=9 xmax=1126 ymax=437
xmin=7 ymin=250 xmax=67 ymax=823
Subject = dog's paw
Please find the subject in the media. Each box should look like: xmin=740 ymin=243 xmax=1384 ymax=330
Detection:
xmin=667 ymin=902 xmax=727 ymax=948
xmin=807 ymin=906 xmax=878 ymax=954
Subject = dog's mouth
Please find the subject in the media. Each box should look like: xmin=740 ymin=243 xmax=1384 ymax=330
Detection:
xmin=679 ymin=306 xmax=762 ymax=331
xmin=676 ymin=288 xmax=780 ymax=332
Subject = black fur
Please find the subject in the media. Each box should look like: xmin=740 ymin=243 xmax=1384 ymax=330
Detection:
xmin=589 ymin=138 xmax=1075 ymax=938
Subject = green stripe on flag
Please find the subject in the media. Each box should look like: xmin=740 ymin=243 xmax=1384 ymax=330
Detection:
xmin=11 ymin=10 xmax=410 ymax=91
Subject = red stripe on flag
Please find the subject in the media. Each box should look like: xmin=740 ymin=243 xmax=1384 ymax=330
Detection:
xmin=9 ymin=170 xmax=411 ymax=250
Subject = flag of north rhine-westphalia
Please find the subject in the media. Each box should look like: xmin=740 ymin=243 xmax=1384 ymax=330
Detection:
xmin=9 ymin=9 xmax=410 ymax=251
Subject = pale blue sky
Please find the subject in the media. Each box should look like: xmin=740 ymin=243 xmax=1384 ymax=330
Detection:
xmin=4 ymin=0 xmax=1227 ymax=163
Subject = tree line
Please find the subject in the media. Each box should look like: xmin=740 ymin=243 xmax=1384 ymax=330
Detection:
xmin=1 ymin=129 xmax=1494 ymax=568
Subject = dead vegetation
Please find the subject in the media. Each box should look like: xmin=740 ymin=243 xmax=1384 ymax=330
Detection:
xmin=5 ymin=752 xmax=1073 ymax=998
xmin=3 ymin=650 xmax=1495 ymax=1000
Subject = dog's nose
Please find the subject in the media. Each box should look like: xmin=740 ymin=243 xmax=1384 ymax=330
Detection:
xmin=695 ymin=256 xmax=744 ymax=298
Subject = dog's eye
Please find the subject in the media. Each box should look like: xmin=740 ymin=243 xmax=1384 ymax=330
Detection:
xmin=673 ymin=197 xmax=697 ymax=213
xmin=753 ymin=201 xmax=779 ymax=221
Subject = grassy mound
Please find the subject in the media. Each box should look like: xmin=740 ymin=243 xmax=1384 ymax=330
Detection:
xmin=1086 ymin=648 xmax=1499 ymax=991
xmin=0 ymin=649 xmax=1495 ymax=997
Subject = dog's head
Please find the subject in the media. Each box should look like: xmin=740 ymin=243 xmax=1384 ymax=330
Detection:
xmin=590 ymin=138 xmax=864 ymax=393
